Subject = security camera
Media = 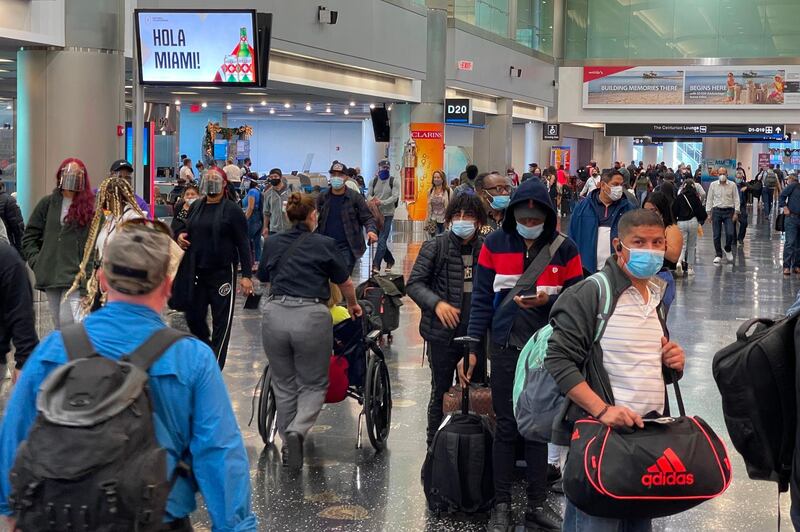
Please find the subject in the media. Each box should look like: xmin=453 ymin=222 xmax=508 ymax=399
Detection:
xmin=318 ymin=6 xmax=339 ymax=24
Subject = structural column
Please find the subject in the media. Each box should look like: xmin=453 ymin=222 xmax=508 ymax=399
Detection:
xmin=474 ymin=98 xmax=513 ymax=173
xmin=525 ymin=121 xmax=543 ymax=167
xmin=16 ymin=0 xmax=125 ymax=218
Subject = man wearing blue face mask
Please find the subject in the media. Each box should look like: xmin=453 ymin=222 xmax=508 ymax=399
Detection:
xmin=569 ymin=170 xmax=636 ymax=272
xmin=545 ymin=208 xmax=686 ymax=532
xmin=317 ymin=161 xmax=378 ymax=272
xmin=464 ymin=179 xmax=583 ymax=532
xmin=476 ymin=172 xmax=512 ymax=234
xmin=368 ymin=159 xmax=400 ymax=274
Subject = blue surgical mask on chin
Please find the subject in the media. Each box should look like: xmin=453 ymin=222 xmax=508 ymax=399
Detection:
xmin=490 ymin=195 xmax=510 ymax=211
xmin=451 ymin=220 xmax=476 ymax=239
xmin=330 ymin=176 xmax=345 ymax=189
xmin=517 ymin=222 xmax=544 ymax=240
xmin=621 ymin=243 xmax=664 ymax=279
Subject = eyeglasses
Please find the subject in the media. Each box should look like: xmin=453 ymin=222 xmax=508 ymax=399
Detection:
xmin=484 ymin=185 xmax=512 ymax=194
xmin=119 ymin=218 xmax=173 ymax=238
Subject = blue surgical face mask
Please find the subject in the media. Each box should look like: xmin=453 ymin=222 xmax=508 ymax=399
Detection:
xmin=516 ymin=222 xmax=544 ymax=240
xmin=330 ymin=176 xmax=345 ymax=189
xmin=451 ymin=220 xmax=476 ymax=239
xmin=621 ymin=243 xmax=664 ymax=279
xmin=489 ymin=194 xmax=510 ymax=211
xmin=378 ymin=169 xmax=390 ymax=180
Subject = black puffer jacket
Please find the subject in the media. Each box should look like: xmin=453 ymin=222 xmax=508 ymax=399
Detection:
xmin=0 ymin=191 xmax=24 ymax=254
xmin=407 ymin=230 xmax=483 ymax=345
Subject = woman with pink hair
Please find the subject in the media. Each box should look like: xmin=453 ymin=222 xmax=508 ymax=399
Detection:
xmin=22 ymin=158 xmax=95 ymax=329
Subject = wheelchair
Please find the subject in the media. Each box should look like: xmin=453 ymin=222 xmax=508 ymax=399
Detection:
xmin=252 ymin=313 xmax=392 ymax=451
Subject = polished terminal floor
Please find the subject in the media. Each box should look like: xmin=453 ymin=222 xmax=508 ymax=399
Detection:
xmin=5 ymin=204 xmax=799 ymax=531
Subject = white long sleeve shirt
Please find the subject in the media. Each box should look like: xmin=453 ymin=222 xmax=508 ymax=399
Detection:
xmin=706 ymin=179 xmax=740 ymax=211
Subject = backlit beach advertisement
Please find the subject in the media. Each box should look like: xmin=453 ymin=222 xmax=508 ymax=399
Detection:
xmin=583 ymin=66 xmax=800 ymax=109
xmin=584 ymin=66 xmax=684 ymax=106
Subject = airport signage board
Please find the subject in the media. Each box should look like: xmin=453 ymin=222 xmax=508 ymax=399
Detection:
xmin=605 ymin=123 xmax=786 ymax=140
xmin=583 ymin=65 xmax=800 ymax=109
xmin=136 ymin=10 xmax=259 ymax=85
xmin=543 ymin=123 xmax=560 ymax=140
xmin=445 ymin=98 xmax=472 ymax=124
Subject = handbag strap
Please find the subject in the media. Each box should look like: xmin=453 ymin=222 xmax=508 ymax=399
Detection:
xmin=500 ymin=233 xmax=566 ymax=308
xmin=664 ymin=368 xmax=686 ymax=417
xmin=274 ymin=232 xmax=311 ymax=276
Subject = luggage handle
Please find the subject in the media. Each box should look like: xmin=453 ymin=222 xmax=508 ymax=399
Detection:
xmin=454 ymin=336 xmax=480 ymax=415
xmin=735 ymin=318 xmax=775 ymax=342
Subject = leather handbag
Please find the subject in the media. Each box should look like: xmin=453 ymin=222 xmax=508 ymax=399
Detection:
xmin=443 ymin=383 xmax=495 ymax=428
xmin=776 ymin=212 xmax=786 ymax=232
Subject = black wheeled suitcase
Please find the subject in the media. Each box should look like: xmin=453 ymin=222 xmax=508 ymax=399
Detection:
xmin=421 ymin=336 xmax=494 ymax=514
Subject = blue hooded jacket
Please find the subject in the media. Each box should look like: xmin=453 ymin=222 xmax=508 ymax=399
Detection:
xmin=568 ymin=188 xmax=635 ymax=272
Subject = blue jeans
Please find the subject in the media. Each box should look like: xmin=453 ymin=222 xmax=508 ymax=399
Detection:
xmin=373 ymin=215 xmax=396 ymax=269
xmin=763 ymin=187 xmax=775 ymax=216
xmin=563 ymin=499 xmax=652 ymax=532
xmin=711 ymin=207 xmax=735 ymax=256
xmin=247 ymin=217 xmax=263 ymax=264
xmin=336 ymin=241 xmax=356 ymax=274
xmin=784 ymin=215 xmax=800 ymax=269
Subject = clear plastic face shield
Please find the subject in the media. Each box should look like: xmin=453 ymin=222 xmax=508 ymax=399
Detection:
xmin=59 ymin=163 xmax=86 ymax=192
xmin=199 ymin=170 xmax=225 ymax=195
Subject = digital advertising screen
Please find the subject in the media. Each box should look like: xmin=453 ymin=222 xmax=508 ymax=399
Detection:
xmin=135 ymin=10 xmax=258 ymax=86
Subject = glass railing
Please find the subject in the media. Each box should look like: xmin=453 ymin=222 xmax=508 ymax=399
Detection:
xmin=451 ymin=0 xmax=554 ymax=54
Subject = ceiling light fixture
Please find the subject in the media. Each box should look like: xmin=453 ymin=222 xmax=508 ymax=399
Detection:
xmin=284 ymin=102 xmax=291 ymax=109
xmin=349 ymin=101 xmax=356 ymax=107
xmin=171 ymin=91 xmax=198 ymax=95
xmin=344 ymin=109 xmax=350 ymax=115
xmin=261 ymin=100 xmax=267 ymax=106
xmin=249 ymin=106 xmax=254 ymax=112
xmin=226 ymin=103 xmax=232 ymax=110
xmin=5 ymin=105 xmax=11 ymax=110
xmin=269 ymin=108 xmax=275 ymax=114
xmin=326 ymin=107 xmax=332 ymax=113
xmin=174 ymin=99 xmax=181 ymax=105
xmin=305 ymin=103 xmax=312 ymax=111
xmin=201 ymin=102 xmax=207 ymax=108
xmin=387 ymin=105 xmax=393 ymax=111
xmin=0 ymin=59 xmax=13 ymax=63
xmin=369 ymin=104 xmax=375 ymax=109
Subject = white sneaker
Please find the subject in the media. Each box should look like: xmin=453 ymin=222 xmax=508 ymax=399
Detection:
xmin=713 ymin=256 xmax=722 ymax=265
xmin=726 ymin=251 xmax=734 ymax=262
xmin=687 ymin=268 xmax=695 ymax=275
xmin=675 ymin=263 xmax=683 ymax=275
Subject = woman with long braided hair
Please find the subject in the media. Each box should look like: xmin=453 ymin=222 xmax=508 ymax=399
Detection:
xmin=66 ymin=175 xmax=145 ymax=316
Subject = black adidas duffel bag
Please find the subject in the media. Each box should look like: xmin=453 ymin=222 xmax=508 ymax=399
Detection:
xmin=563 ymin=378 xmax=732 ymax=520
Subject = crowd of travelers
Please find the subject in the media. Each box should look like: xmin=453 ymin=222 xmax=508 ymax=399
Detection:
xmin=0 ymin=152 xmax=795 ymax=531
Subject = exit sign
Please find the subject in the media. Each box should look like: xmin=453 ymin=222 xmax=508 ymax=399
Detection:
xmin=457 ymin=60 xmax=474 ymax=71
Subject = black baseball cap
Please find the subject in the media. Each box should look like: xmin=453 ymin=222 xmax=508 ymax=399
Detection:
xmin=110 ymin=159 xmax=134 ymax=173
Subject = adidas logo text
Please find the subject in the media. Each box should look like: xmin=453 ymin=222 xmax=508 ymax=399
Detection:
xmin=641 ymin=448 xmax=695 ymax=488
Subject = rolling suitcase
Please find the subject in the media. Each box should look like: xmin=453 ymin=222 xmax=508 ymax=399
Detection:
xmin=421 ymin=336 xmax=494 ymax=514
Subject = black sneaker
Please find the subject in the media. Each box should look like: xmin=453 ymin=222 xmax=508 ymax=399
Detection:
xmin=486 ymin=502 xmax=513 ymax=532
xmin=547 ymin=463 xmax=564 ymax=494
xmin=524 ymin=503 xmax=563 ymax=531
xmin=284 ymin=431 xmax=304 ymax=469
xmin=546 ymin=463 xmax=562 ymax=485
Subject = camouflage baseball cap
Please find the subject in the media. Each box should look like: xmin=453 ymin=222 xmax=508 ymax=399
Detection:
xmin=102 ymin=220 xmax=173 ymax=295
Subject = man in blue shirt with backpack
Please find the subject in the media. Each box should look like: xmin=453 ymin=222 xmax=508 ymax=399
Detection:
xmin=0 ymin=220 xmax=256 ymax=531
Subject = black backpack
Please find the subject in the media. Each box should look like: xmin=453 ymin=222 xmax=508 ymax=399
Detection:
xmin=421 ymin=337 xmax=494 ymax=515
xmin=712 ymin=316 xmax=799 ymax=491
xmin=9 ymin=324 xmax=190 ymax=531
xmin=356 ymin=275 xmax=404 ymax=334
